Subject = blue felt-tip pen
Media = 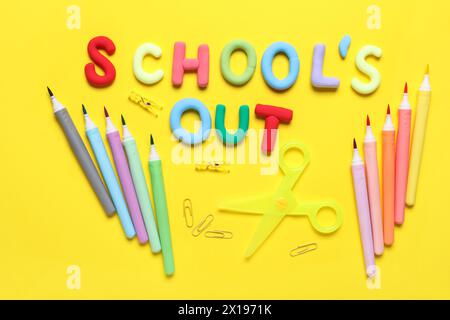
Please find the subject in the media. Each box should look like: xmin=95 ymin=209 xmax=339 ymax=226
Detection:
xmin=82 ymin=105 xmax=135 ymax=239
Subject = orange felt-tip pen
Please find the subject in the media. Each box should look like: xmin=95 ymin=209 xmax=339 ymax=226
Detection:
xmin=364 ymin=115 xmax=384 ymax=256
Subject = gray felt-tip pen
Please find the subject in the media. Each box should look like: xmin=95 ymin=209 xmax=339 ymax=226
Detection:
xmin=47 ymin=87 xmax=115 ymax=215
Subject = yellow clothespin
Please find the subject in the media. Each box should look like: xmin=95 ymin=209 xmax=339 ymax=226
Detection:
xmin=129 ymin=91 xmax=163 ymax=117
xmin=195 ymin=162 xmax=230 ymax=174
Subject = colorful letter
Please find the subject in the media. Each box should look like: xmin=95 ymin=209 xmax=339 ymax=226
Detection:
xmin=255 ymin=104 xmax=293 ymax=155
xmin=220 ymin=40 xmax=257 ymax=86
xmin=261 ymin=42 xmax=300 ymax=91
xmin=215 ymin=104 xmax=249 ymax=145
xmin=351 ymin=45 xmax=382 ymax=95
xmin=170 ymin=98 xmax=211 ymax=145
xmin=311 ymin=44 xmax=340 ymax=89
xmin=133 ymin=43 xmax=164 ymax=85
xmin=172 ymin=42 xmax=209 ymax=88
xmin=84 ymin=36 xmax=116 ymax=88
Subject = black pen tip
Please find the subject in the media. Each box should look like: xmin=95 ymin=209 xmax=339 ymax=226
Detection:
xmin=150 ymin=134 xmax=154 ymax=145
xmin=353 ymin=138 xmax=357 ymax=149
xmin=104 ymin=106 xmax=109 ymax=117
xmin=121 ymin=114 xmax=126 ymax=125
xmin=82 ymin=104 xmax=87 ymax=115
xmin=47 ymin=87 xmax=54 ymax=97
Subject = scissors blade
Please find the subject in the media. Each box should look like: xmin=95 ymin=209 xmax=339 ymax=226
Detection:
xmin=245 ymin=214 xmax=284 ymax=258
xmin=219 ymin=194 xmax=271 ymax=215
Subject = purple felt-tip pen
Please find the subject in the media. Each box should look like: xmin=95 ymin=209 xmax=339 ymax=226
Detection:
xmin=104 ymin=107 xmax=148 ymax=244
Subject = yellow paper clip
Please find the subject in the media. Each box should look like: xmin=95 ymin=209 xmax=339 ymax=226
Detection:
xmin=129 ymin=91 xmax=163 ymax=117
xmin=195 ymin=162 xmax=230 ymax=174
xmin=205 ymin=230 xmax=233 ymax=239
xmin=289 ymin=243 xmax=318 ymax=257
xmin=183 ymin=198 xmax=194 ymax=228
xmin=192 ymin=214 xmax=214 ymax=237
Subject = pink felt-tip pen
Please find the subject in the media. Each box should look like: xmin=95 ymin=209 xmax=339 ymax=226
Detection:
xmin=382 ymin=105 xmax=396 ymax=246
xmin=351 ymin=139 xmax=377 ymax=279
xmin=395 ymin=83 xmax=412 ymax=225
xmin=364 ymin=116 xmax=384 ymax=256
xmin=104 ymin=107 xmax=148 ymax=244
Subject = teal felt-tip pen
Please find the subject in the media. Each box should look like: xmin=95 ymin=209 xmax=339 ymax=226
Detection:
xmin=148 ymin=134 xmax=174 ymax=276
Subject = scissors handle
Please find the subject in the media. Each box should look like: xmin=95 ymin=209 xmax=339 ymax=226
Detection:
xmin=295 ymin=201 xmax=343 ymax=234
xmin=279 ymin=142 xmax=311 ymax=174
xmin=278 ymin=142 xmax=311 ymax=191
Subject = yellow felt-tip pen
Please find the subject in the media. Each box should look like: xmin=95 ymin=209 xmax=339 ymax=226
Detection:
xmin=406 ymin=65 xmax=431 ymax=207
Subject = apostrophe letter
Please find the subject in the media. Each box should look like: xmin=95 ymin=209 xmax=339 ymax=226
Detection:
xmin=255 ymin=105 xmax=293 ymax=155
xmin=172 ymin=42 xmax=209 ymax=88
xmin=85 ymin=36 xmax=116 ymax=88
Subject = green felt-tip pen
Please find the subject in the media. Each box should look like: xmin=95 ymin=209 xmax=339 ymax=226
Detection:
xmin=121 ymin=116 xmax=161 ymax=253
xmin=148 ymin=134 xmax=174 ymax=276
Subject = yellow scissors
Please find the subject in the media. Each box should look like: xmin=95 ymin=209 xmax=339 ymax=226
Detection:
xmin=219 ymin=141 xmax=343 ymax=258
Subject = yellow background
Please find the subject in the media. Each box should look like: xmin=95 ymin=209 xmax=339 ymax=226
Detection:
xmin=1 ymin=0 xmax=449 ymax=299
